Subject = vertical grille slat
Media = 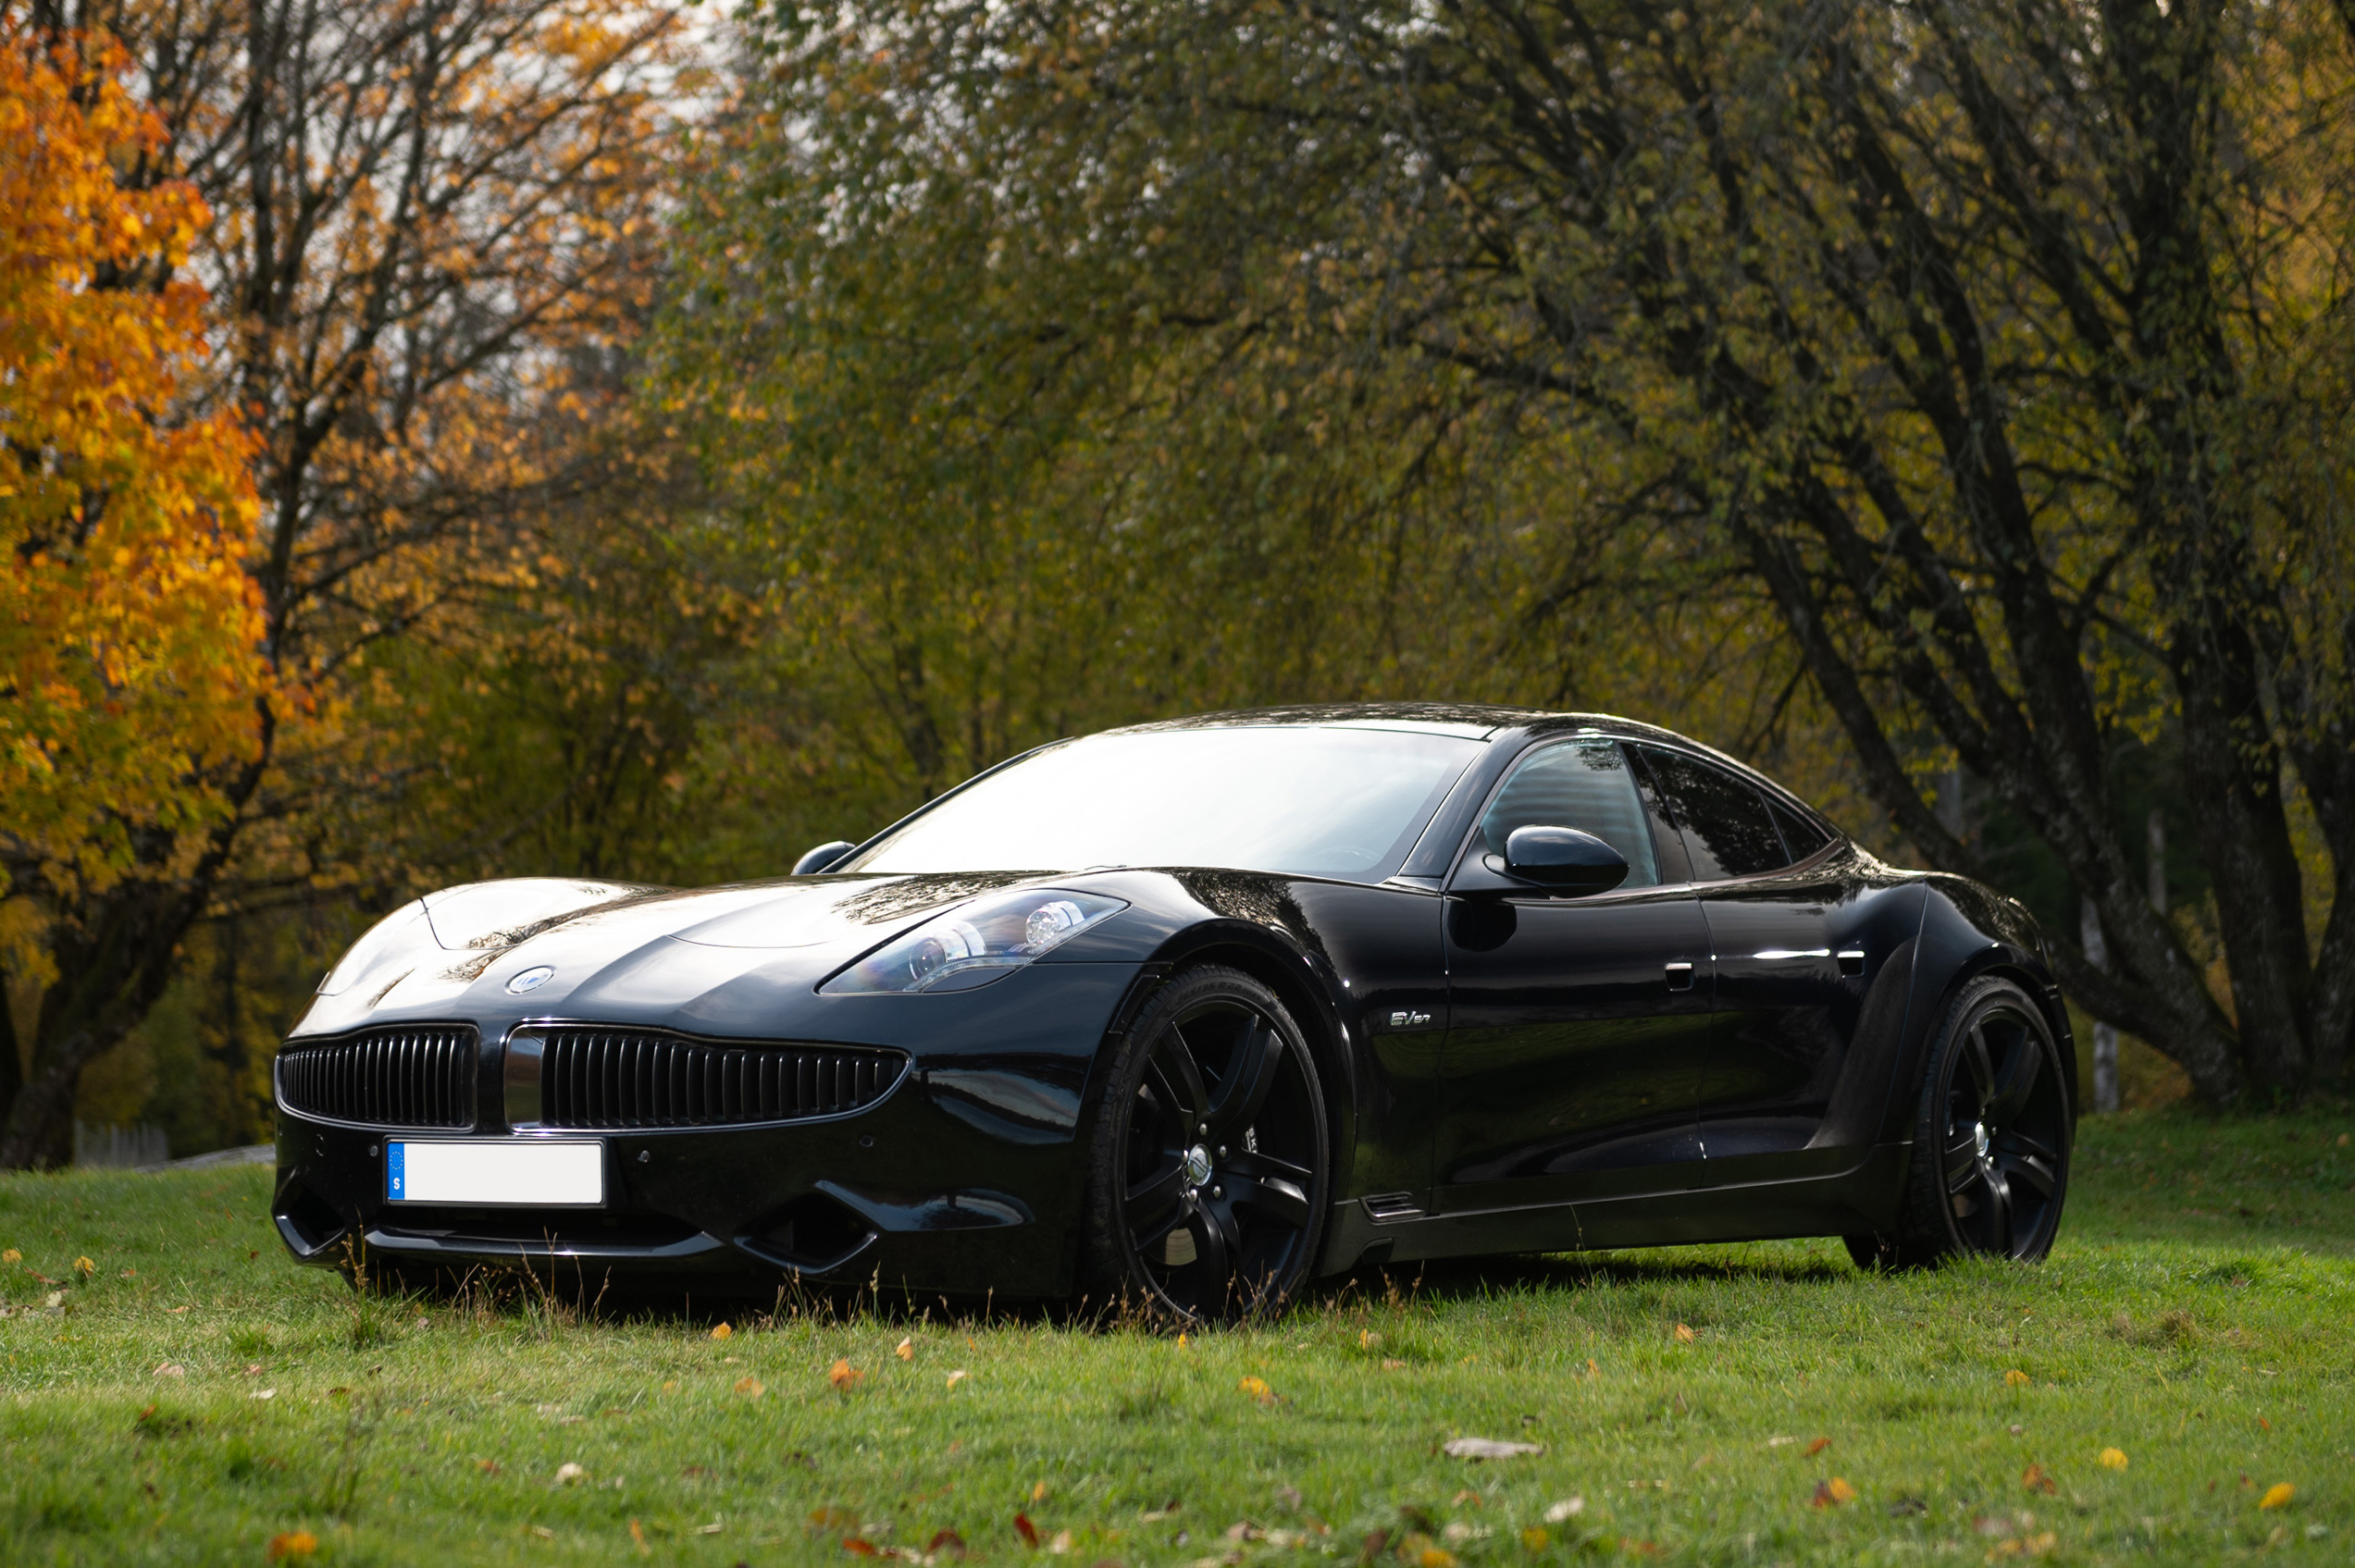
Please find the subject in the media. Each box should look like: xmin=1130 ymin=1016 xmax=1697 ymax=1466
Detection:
xmin=272 ymin=1025 xmax=478 ymax=1130
xmin=511 ymin=1027 xmax=903 ymax=1130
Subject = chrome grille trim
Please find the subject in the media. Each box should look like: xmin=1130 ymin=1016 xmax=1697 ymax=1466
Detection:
xmin=522 ymin=1026 xmax=905 ymax=1130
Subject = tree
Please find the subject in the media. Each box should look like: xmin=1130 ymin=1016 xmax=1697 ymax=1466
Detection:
xmin=1 ymin=0 xmax=688 ymax=1167
xmin=716 ymin=0 xmax=2355 ymax=1102
xmin=0 ymin=20 xmax=265 ymax=1154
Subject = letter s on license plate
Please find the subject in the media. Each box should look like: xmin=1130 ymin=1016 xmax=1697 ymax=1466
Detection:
xmin=384 ymin=1140 xmax=604 ymax=1207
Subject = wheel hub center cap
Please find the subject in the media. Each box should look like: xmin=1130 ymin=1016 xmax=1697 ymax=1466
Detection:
xmin=1184 ymin=1144 xmax=1214 ymax=1189
xmin=1974 ymin=1121 xmax=1991 ymax=1159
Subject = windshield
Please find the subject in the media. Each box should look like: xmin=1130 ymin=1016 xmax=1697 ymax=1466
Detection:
xmin=846 ymin=726 xmax=1484 ymax=880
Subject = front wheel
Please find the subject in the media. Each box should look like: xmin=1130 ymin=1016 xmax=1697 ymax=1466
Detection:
xmin=1848 ymin=975 xmax=2072 ymax=1270
xmin=1077 ymin=966 xmax=1330 ymax=1321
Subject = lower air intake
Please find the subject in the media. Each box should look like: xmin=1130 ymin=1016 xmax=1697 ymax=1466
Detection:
xmin=532 ymin=1027 xmax=905 ymax=1130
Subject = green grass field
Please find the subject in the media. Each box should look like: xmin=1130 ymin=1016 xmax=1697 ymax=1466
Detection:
xmin=5 ymin=1110 xmax=2352 ymax=1566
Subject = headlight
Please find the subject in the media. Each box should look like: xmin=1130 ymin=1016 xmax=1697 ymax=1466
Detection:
xmin=821 ymin=889 xmax=1128 ymax=994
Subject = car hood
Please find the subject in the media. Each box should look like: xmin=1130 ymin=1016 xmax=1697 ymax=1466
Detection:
xmin=290 ymin=870 xmax=1057 ymax=1037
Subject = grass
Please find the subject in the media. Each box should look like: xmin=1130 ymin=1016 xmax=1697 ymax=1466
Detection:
xmin=5 ymin=1110 xmax=2352 ymax=1566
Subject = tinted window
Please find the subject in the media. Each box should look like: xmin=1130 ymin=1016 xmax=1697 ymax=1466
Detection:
xmin=849 ymin=725 xmax=1480 ymax=881
xmin=1479 ymin=741 xmax=1660 ymax=889
xmin=1768 ymin=797 xmax=1833 ymax=862
xmin=1639 ymin=747 xmax=1790 ymax=881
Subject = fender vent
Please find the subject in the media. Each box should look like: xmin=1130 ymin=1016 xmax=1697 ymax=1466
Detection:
xmin=275 ymin=1026 xmax=477 ymax=1130
xmin=532 ymin=1028 xmax=905 ymax=1129
xmin=1363 ymin=1192 xmax=1424 ymax=1224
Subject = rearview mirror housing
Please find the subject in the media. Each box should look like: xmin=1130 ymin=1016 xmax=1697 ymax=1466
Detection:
xmin=792 ymin=840 xmax=856 ymax=876
xmin=1497 ymin=824 xmax=1629 ymax=895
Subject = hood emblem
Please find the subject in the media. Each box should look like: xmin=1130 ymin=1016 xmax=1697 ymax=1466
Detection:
xmin=506 ymin=965 xmax=556 ymax=994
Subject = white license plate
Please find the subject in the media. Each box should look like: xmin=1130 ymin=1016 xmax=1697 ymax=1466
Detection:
xmin=385 ymin=1140 xmax=604 ymax=1207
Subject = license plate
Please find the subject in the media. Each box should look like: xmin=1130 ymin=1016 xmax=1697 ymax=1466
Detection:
xmin=385 ymin=1140 xmax=604 ymax=1206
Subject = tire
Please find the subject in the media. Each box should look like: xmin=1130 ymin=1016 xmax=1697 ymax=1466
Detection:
xmin=1076 ymin=965 xmax=1331 ymax=1321
xmin=1847 ymin=975 xmax=2072 ymax=1271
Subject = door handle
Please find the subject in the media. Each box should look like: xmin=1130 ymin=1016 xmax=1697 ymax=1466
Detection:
xmin=1665 ymin=961 xmax=1694 ymax=992
xmin=1838 ymin=949 xmax=1865 ymax=976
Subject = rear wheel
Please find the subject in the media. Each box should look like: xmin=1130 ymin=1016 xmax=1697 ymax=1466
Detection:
xmin=1847 ymin=976 xmax=2071 ymax=1271
xmin=1077 ymin=966 xmax=1329 ymax=1320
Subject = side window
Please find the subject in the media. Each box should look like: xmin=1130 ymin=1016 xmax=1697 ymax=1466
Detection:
xmin=1478 ymin=741 xmax=1661 ymax=889
xmin=1767 ymin=797 xmax=1833 ymax=862
xmin=1638 ymin=747 xmax=1790 ymax=881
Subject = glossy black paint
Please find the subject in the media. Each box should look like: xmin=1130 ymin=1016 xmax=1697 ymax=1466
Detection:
xmin=271 ymin=702 xmax=2074 ymax=1300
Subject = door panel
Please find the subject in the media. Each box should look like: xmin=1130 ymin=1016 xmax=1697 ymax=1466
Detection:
xmin=1435 ymin=739 xmax=1714 ymax=1218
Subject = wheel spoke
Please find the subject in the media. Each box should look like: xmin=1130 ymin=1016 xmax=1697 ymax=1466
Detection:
xmin=1997 ymin=1129 xmax=2061 ymax=1167
xmin=1224 ymin=1148 xmax=1314 ymax=1188
xmin=1132 ymin=1192 xmax=1187 ymax=1254
xmin=1208 ymin=1018 xmax=1283 ymax=1137
xmin=1943 ymin=1128 xmax=1979 ymax=1193
xmin=1990 ymin=1028 xmax=2042 ymax=1118
xmin=1147 ymin=1025 xmax=1211 ymax=1129
xmin=1959 ymin=1025 xmax=1997 ymax=1112
xmin=1227 ymin=1171 xmax=1312 ymax=1229
xmin=1125 ymin=1156 xmax=1187 ymax=1231
xmin=1982 ymin=1160 xmax=2014 ymax=1253
xmin=1999 ymin=1148 xmax=2056 ymax=1200
xmin=1189 ymin=1199 xmax=1233 ymax=1281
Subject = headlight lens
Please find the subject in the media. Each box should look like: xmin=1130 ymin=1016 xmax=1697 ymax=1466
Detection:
xmin=822 ymin=889 xmax=1128 ymax=994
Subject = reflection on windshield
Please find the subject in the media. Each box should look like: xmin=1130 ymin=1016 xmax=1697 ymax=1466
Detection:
xmin=848 ymin=727 xmax=1482 ymax=881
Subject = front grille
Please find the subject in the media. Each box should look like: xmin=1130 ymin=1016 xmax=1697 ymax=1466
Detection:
xmin=276 ymin=1026 xmax=477 ymax=1129
xmin=534 ymin=1028 xmax=905 ymax=1129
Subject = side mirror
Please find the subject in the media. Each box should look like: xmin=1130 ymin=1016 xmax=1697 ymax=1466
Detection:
xmin=792 ymin=840 xmax=856 ymax=876
xmin=1498 ymin=825 xmax=1628 ymax=895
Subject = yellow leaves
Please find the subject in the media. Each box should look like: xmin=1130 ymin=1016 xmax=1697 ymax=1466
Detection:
xmin=1238 ymin=1375 xmax=1274 ymax=1403
xmin=1989 ymin=1532 xmax=2057 ymax=1557
xmin=2098 ymin=1448 xmax=2128 ymax=1471
xmin=2020 ymin=1464 xmax=2057 ymax=1495
xmin=1810 ymin=1478 xmax=1855 ymax=1508
xmin=72 ymin=1257 xmax=93 ymax=1277
xmin=1672 ymin=1323 xmax=1695 ymax=1344
xmin=710 ymin=1322 xmax=732 ymax=1340
xmin=2004 ymin=1369 xmax=2031 ymax=1387
xmin=1 ymin=1249 xmax=19 ymax=1264
xmin=896 ymin=1337 xmax=914 ymax=1361
xmin=2259 ymin=1483 xmax=2295 ymax=1510
xmin=946 ymin=1368 xmax=969 ymax=1389
xmin=1518 ymin=1527 xmax=1548 ymax=1552
xmin=734 ymin=1376 xmax=764 ymax=1397
xmin=829 ymin=1359 xmax=864 ymax=1392
xmin=265 ymin=1532 xmax=317 ymax=1561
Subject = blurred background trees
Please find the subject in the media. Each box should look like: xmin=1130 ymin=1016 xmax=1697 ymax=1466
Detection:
xmin=6 ymin=0 xmax=2351 ymax=1162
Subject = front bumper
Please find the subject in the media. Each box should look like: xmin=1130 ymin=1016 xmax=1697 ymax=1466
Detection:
xmin=271 ymin=962 xmax=1144 ymax=1300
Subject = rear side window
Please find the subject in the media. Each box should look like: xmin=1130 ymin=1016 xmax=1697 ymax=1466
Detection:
xmin=1479 ymin=741 xmax=1661 ymax=889
xmin=1637 ymin=747 xmax=1790 ymax=881
xmin=1768 ymin=797 xmax=1833 ymax=862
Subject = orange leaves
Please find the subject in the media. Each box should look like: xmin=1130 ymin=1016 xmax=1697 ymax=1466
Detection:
xmin=733 ymin=1376 xmax=764 ymax=1397
xmin=1672 ymin=1324 xmax=1696 ymax=1344
xmin=0 ymin=20 xmax=265 ymax=919
xmin=1803 ymin=1438 xmax=1830 ymax=1458
xmin=829 ymin=1359 xmax=865 ymax=1392
xmin=265 ymin=1533 xmax=317 ymax=1561
xmin=2020 ymin=1463 xmax=2057 ymax=1495
xmin=1239 ymin=1376 xmax=1275 ymax=1403
xmin=711 ymin=1322 xmax=733 ymax=1340
xmin=897 ymin=1337 xmax=914 ymax=1361
xmin=2003 ymin=1370 xmax=2031 ymax=1388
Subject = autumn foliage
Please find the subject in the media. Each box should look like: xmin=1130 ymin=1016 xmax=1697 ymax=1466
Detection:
xmin=0 ymin=22 xmax=264 ymax=925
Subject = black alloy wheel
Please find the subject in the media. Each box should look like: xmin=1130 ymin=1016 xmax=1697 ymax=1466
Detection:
xmin=1079 ymin=966 xmax=1329 ymax=1320
xmin=1848 ymin=976 xmax=2072 ymax=1270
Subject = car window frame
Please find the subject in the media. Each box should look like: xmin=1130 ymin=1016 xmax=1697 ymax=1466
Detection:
xmin=1629 ymin=741 xmax=1847 ymax=883
xmin=1442 ymin=735 xmax=1679 ymax=899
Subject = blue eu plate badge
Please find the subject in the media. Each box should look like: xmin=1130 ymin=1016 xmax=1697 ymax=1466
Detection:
xmin=386 ymin=1141 xmax=405 ymax=1200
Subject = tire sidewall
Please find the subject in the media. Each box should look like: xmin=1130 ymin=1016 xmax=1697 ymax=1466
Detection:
xmin=1077 ymin=965 xmax=1331 ymax=1319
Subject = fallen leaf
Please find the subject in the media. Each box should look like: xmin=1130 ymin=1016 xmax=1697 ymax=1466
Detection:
xmin=947 ymin=1369 xmax=969 ymax=1389
xmin=1276 ymin=1487 xmax=1302 ymax=1512
xmin=2021 ymin=1464 xmax=2056 ymax=1495
xmin=252 ymin=1389 xmax=276 ymax=1401
xmin=1033 ymin=1481 xmax=1050 ymax=1502
xmin=811 ymin=1506 xmax=858 ymax=1530
xmin=1443 ymin=1438 xmax=1542 ymax=1461
xmin=1543 ymin=1499 xmax=1584 ymax=1523
xmin=1048 ymin=1528 xmax=1074 ymax=1553
xmin=1803 ymin=1438 xmax=1829 ymax=1457
xmin=2004 ymin=1369 xmax=2031 ymax=1388
xmin=1016 ymin=1511 xmax=1042 ymax=1548
xmin=42 ymin=1291 xmax=64 ymax=1309
xmin=711 ymin=1322 xmax=732 ymax=1340
xmin=1228 ymin=1522 xmax=1262 ymax=1542
xmin=897 ymin=1337 xmax=914 ymax=1361
xmin=1673 ymin=1324 xmax=1695 ymax=1343
xmin=1239 ymin=1376 xmax=1273 ymax=1402
xmin=529 ymin=1525 xmax=554 ymax=1539
xmin=167 ymin=1305 xmax=190 ymax=1315
xmin=73 ymin=1257 xmax=94 ymax=1276
xmin=1359 ymin=1330 xmax=1382 ymax=1349
xmin=1382 ymin=1358 xmax=1407 ymax=1370
xmin=1358 ymin=1528 xmax=1392 ymax=1563
xmin=1519 ymin=1527 xmax=1548 ymax=1552
xmin=630 ymin=1517 xmax=650 ymax=1556
xmin=2260 ymin=1483 xmax=2295 ymax=1510
xmin=1619 ymin=1541 xmax=1661 ymax=1558
xmin=244 ymin=1364 xmax=264 ymax=1376
xmin=2099 ymin=1448 xmax=2127 ymax=1471
xmin=0 ymin=1249 xmax=18 ymax=1264
xmin=266 ymin=1532 xmax=318 ymax=1561
xmin=153 ymin=1363 xmax=184 ymax=1378
xmin=557 ymin=1463 xmax=587 ymax=1486
xmin=1767 ymin=1436 xmax=1796 ymax=1448
xmin=1810 ymin=1478 xmax=1855 ymax=1508
xmin=735 ymin=1377 xmax=764 ymax=1397
xmin=1584 ymin=1358 xmax=1599 ymax=1378
xmin=830 ymin=1360 xmax=864 ymax=1392
xmin=844 ymin=1538 xmax=879 ymax=1557
xmin=928 ymin=1529 xmax=970 ymax=1557
xmin=479 ymin=1459 xmax=502 ymax=1475
xmin=1416 ymin=1549 xmax=1457 ymax=1568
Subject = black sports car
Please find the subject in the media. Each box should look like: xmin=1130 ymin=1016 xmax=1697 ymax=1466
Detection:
xmin=272 ymin=705 xmax=2075 ymax=1314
